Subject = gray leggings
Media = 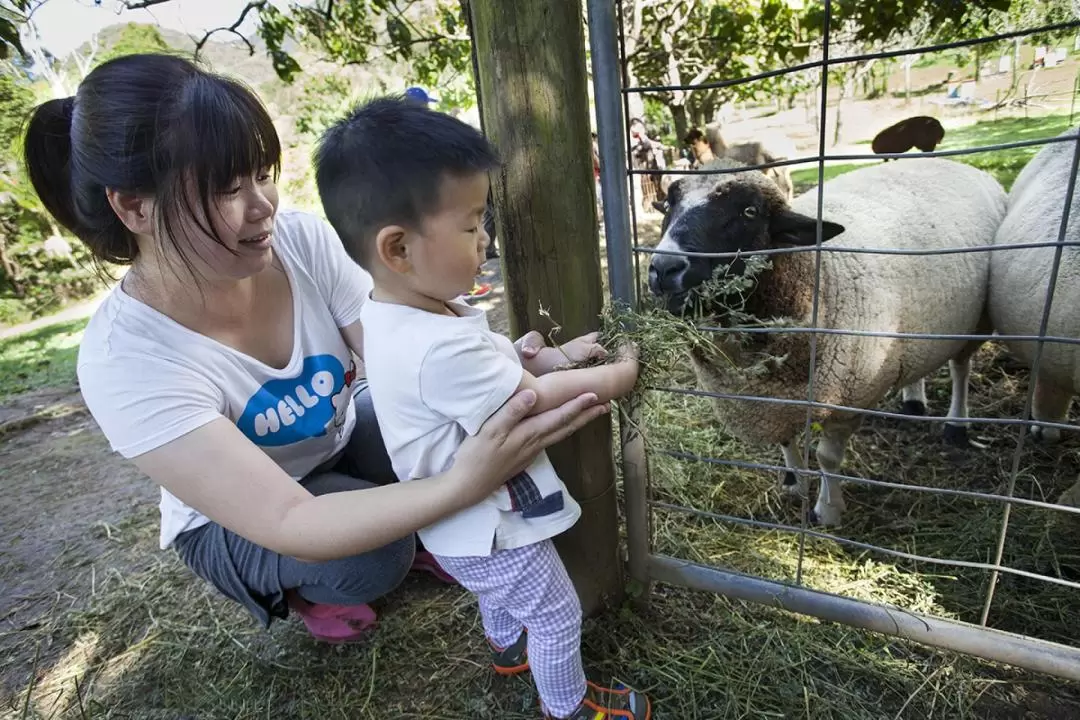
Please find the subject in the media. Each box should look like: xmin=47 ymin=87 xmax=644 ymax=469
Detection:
xmin=173 ymin=382 xmax=416 ymax=628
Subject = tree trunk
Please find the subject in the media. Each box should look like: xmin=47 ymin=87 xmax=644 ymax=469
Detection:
xmin=469 ymin=0 xmax=623 ymax=615
xmin=0 ymin=235 xmax=25 ymax=298
xmin=904 ymin=59 xmax=912 ymax=104
xmin=670 ymin=104 xmax=689 ymax=145
xmin=974 ymin=44 xmax=982 ymax=83
xmin=1013 ymin=38 xmax=1021 ymax=88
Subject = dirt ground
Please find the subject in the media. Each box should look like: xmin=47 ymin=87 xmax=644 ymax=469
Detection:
xmin=0 ymin=388 xmax=157 ymax=703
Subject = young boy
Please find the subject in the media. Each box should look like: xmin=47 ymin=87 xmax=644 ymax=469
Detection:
xmin=314 ymin=97 xmax=651 ymax=720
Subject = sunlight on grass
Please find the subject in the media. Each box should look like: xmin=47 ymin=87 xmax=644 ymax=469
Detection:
xmin=0 ymin=318 xmax=89 ymax=398
xmin=789 ymin=112 xmax=1076 ymax=194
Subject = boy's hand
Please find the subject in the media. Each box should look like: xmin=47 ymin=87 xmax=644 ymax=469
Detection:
xmin=523 ymin=331 xmax=610 ymax=376
xmin=559 ymin=332 xmax=608 ymax=365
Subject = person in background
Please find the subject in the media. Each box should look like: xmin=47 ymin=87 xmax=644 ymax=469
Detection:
xmin=683 ymin=127 xmax=716 ymax=168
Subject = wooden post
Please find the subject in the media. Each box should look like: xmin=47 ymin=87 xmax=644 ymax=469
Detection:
xmin=468 ymin=0 xmax=624 ymax=615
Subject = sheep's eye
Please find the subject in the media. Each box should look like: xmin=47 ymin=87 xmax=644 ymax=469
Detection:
xmin=743 ymin=206 xmax=758 ymax=219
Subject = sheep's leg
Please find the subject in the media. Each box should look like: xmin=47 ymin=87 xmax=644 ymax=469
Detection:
xmin=811 ymin=418 xmax=861 ymax=526
xmin=1031 ymin=377 xmax=1073 ymax=445
xmin=943 ymin=357 xmax=973 ymax=446
xmin=943 ymin=339 xmax=984 ymax=448
xmin=900 ymin=379 xmax=927 ymax=416
xmin=778 ymin=440 xmax=807 ymax=496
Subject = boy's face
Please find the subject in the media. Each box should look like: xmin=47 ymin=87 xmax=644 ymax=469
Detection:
xmin=409 ymin=171 xmax=491 ymax=301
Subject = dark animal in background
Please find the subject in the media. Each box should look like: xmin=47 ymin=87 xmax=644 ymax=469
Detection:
xmin=871 ymin=116 xmax=946 ymax=160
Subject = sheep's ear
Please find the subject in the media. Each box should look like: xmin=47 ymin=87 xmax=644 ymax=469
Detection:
xmin=652 ymin=200 xmax=668 ymax=214
xmin=769 ymin=208 xmax=845 ymax=247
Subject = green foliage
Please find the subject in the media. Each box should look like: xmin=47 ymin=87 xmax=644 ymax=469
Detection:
xmin=244 ymin=0 xmax=472 ymax=97
xmin=0 ymin=71 xmax=34 ymax=160
xmin=628 ymin=0 xmax=808 ymax=126
xmin=0 ymin=198 xmax=103 ymax=326
xmin=0 ymin=66 xmax=103 ymax=327
xmin=294 ymin=73 xmax=359 ymax=139
xmin=96 ymin=22 xmax=170 ymax=65
xmin=0 ymin=0 xmax=29 ymax=60
xmin=802 ymin=0 xmax=1009 ymax=45
xmin=257 ymin=4 xmax=303 ymax=83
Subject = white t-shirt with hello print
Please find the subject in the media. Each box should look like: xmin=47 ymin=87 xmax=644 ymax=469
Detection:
xmin=360 ymin=296 xmax=582 ymax=557
xmin=77 ymin=209 xmax=374 ymax=549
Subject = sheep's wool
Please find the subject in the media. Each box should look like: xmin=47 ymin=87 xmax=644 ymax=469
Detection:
xmin=989 ymin=127 xmax=1080 ymax=398
xmin=690 ymin=158 xmax=1008 ymax=446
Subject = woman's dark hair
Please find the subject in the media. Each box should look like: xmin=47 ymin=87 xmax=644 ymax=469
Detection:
xmin=23 ymin=53 xmax=281 ymax=267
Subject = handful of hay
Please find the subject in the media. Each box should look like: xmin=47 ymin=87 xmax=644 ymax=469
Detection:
xmin=535 ymin=254 xmax=791 ymax=388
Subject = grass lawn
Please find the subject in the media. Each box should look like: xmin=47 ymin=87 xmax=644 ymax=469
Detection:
xmin=0 ymin=317 xmax=88 ymax=399
xmin=790 ymin=111 xmax=1077 ymax=194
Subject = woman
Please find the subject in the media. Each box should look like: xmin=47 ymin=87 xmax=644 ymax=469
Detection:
xmin=23 ymin=53 xmax=608 ymax=644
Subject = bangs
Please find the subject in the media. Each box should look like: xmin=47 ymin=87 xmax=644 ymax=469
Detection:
xmin=171 ymin=74 xmax=282 ymax=192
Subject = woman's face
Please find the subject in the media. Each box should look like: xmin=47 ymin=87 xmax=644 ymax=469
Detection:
xmin=165 ymin=169 xmax=280 ymax=282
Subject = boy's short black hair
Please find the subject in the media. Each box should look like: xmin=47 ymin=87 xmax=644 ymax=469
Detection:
xmin=314 ymin=95 xmax=500 ymax=270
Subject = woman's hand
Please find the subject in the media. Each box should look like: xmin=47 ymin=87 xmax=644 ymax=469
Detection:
xmin=449 ymin=389 xmax=609 ymax=505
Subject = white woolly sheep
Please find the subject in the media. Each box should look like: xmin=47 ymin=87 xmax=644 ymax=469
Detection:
xmin=648 ymin=158 xmax=1008 ymax=525
xmin=988 ymin=128 xmax=1080 ymax=504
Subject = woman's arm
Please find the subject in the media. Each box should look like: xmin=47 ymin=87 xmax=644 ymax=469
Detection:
xmin=132 ymin=388 xmax=607 ymax=563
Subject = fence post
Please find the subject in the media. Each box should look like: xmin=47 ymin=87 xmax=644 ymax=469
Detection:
xmin=468 ymin=0 xmax=624 ymax=615
xmin=586 ymin=0 xmax=652 ymax=597
xmin=1071 ymin=69 xmax=1079 ymax=125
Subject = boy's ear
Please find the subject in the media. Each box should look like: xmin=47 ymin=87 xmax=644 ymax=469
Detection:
xmin=374 ymin=225 xmax=411 ymax=273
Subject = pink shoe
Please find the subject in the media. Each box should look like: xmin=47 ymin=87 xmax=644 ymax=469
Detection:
xmin=286 ymin=592 xmax=377 ymax=644
xmin=411 ymin=550 xmax=457 ymax=584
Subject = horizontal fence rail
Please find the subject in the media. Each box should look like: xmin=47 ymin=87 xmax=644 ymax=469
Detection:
xmin=636 ymin=240 xmax=1080 ymax=260
xmin=654 ymin=448 xmax=1080 ymax=516
xmin=648 ymin=385 xmax=1080 ymax=435
xmin=632 ymin=134 xmax=1080 ymax=177
xmin=693 ymin=326 xmax=1080 ymax=347
xmin=648 ymin=556 xmax=1080 ymax=682
xmin=623 ymin=20 xmax=1080 ymax=95
xmin=651 ymin=501 xmax=1080 ymax=592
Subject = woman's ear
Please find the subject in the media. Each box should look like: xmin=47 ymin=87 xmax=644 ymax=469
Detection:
xmin=106 ymin=189 xmax=154 ymax=237
xmin=374 ymin=225 xmax=411 ymax=274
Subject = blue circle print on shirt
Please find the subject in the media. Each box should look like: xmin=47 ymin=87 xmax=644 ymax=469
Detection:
xmin=237 ymin=354 xmax=355 ymax=447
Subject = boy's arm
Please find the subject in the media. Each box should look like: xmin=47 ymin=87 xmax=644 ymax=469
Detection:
xmin=514 ymin=331 xmax=609 ymax=377
xmin=516 ymin=345 xmax=638 ymax=417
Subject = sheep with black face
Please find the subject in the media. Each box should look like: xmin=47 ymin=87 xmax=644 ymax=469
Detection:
xmin=648 ymin=158 xmax=1007 ymax=525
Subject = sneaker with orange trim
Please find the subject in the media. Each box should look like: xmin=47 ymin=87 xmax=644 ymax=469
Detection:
xmin=490 ymin=629 xmax=529 ymax=676
xmin=546 ymin=680 xmax=651 ymax=720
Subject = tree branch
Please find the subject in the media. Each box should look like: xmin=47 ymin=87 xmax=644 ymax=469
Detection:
xmin=122 ymin=0 xmax=174 ymax=9
xmin=193 ymin=0 xmax=265 ymax=58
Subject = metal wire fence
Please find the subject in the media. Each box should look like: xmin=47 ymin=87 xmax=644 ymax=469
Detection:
xmin=586 ymin=0 xmax=1080 ymax=681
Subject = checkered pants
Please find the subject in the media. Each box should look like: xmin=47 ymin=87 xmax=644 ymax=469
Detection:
xmin=433 ymin=540 xmax=586 ymax=717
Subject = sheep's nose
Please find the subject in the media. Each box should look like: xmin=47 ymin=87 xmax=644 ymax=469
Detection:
xmin=648 ymin=251 xmax=689 ymax=296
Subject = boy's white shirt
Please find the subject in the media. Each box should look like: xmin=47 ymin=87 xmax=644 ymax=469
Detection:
xmin=360 ymin=295 xmax=581 ymax=557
